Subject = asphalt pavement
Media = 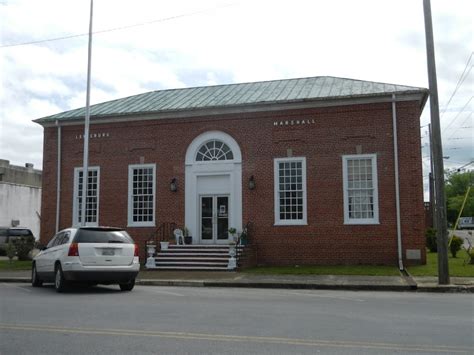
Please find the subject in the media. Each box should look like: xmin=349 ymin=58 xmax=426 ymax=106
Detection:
xmin=1 ymin=283 xmax=472 ymax=354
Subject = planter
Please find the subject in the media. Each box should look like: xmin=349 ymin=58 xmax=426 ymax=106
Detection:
xmin=160 ymin=241 xmax=169 ymax=250
xmin=184 ymin=236 xmax=192 ymax=245
xmin=145 ymin=244 xmax=157 ymax=269
xmin=146 ymin=244 xmax=156 ymax=257
xmin=228 ymin=243 xmax=237 ymax=270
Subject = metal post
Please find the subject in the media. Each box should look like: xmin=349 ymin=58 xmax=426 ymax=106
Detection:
xmin=392 ymin=95 xmax=404 ymax=271
xmin=55 ymin=121 xmax=61 ymax=233
xmin=81 ymin=0 xmax=94 ymax=227
xmin=423 ymin=0 xmax=449 ymax=284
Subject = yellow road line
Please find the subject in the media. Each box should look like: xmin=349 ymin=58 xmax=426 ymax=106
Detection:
xmin=0 ymin=323 xmax=470 ymax=353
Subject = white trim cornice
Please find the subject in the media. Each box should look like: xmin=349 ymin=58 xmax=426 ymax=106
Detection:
xmin=36 ymin=93 xmax=426 ymax=128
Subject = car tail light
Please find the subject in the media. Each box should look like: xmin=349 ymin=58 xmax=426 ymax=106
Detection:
xmin=134 ymin=244 xmax=139 ymax=257
xmin=68 ymin=243 xmax=79 ymax=256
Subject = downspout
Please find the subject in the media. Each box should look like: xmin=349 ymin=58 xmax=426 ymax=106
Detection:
xmin=392 ymin=94 xmax=404 ymax=271
xmin=55 ymin=120 xmax=62 ymax=233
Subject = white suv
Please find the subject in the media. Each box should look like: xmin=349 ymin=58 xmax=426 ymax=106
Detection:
xmin=32 ymin=227 xmax=140 ymax=292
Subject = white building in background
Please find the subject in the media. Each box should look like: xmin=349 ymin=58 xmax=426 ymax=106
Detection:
xmin=0 ymin=159 xmax=42 ymax=239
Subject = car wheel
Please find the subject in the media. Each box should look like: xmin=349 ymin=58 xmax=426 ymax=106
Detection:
xmin=54 ymin=264 xmax=68 ymax=293
xmin=31 ymin=263 xmax=43 ymax=287
xmin=119 ymin=278 xmax=135 ymax=291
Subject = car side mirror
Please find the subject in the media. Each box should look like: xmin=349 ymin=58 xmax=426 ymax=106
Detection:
xmin=39 ymin=245 xmax=47 ymax=251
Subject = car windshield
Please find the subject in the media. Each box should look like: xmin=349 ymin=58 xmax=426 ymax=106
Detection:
xmin=74 ymin=229 xmax=134 ymax=244
xmin=9 ymin=229 xmax=33 ymax=237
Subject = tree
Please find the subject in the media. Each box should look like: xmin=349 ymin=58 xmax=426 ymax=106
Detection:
xmin=445 ymin=170 xmax=474 ymax=225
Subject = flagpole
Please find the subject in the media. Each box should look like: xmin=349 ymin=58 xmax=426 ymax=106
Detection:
xmin=81 ymin=0 xmax=94 ymax=227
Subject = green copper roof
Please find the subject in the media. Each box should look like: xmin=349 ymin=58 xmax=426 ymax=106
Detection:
xmin=35 ymin=76 xmax=428 ymax=123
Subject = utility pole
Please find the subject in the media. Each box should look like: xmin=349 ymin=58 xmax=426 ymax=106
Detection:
xmin=423 ymin=0 xmax=449 ymax=284
xmin=81 ymin=0 xmax=94 ymax=227
xmin=428 ymin=124 xmax=437 ymax=231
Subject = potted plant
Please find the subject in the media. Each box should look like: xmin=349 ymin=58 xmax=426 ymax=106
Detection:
xmin=239 ymin=230 xmax=248 ymax=246
xmin=228 ymin=227 xmax=237 ymax=243
xmin=183 ymin=227 xmax=192 ymax=245
xmin=159 ymin=237 xmax=169 ymax=250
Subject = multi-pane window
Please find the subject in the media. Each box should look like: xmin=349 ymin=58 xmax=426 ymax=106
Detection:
xmin=274 ymin=157 xmax=307 ymax=225
xmin=196 ymin=140 xmax=234 ymax=161
xmin=73 ymin=167 xmax=100 ymax=226
xmin=342 ymin=154 xmax=379 ymax=224
xmin=128 ymin=164 xmax=156 ymax=227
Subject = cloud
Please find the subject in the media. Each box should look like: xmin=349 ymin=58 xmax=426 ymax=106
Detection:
xmin=0 ymin=0 xmax=473 ymax=182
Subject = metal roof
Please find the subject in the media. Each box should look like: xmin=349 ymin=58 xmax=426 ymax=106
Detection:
xmin=34 ymin=76 xmax=428 ymax=124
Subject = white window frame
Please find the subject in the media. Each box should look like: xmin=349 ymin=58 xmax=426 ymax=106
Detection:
xmin=128 ymin=163 xmax=156 ymax=227
xmin=72 ymin=166 xmax=100 ymax=227
xmin=195 ymin=139 xmax=234 ymax=162
xmin=342 ymin=154 xmax=379 ymax=225
xmin=274 ymin=157 xmax=308 ymax=226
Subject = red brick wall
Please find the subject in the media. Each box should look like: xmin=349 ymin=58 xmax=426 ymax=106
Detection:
xmin=39 ymin=100 xmax=426 ymax=265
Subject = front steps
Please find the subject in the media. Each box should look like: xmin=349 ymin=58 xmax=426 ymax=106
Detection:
xmin=148 ymin=245 xmax=232 ymax=271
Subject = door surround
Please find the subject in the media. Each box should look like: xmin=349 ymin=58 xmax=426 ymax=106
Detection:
xmin=185 ymin=131 xmax=242 ymax=244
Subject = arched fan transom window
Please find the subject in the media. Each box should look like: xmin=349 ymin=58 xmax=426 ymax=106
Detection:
xmin=196 ymin=140 xmax=234 ymax=161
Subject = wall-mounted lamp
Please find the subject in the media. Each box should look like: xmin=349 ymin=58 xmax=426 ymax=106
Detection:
xmin=248 ymin=175 xmax=255 ymax=190
xmin=170 ymin=178 xmax=177 ymax=192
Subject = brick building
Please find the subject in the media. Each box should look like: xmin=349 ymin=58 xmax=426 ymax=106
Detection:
xmin=0 ymin=159 xmax=42 ymax=239
xmin=35 ymin=76 xmax=428 ymax=267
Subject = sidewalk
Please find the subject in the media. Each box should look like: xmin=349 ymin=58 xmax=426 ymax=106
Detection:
xmin=1 ymin=269 xmax=473 ymax=293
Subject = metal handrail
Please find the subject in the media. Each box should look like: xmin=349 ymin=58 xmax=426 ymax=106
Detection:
xmin=144 ymin=222 xmax=176 ymax=253
xmin=236 ymin=221 xmax=253 ymax=268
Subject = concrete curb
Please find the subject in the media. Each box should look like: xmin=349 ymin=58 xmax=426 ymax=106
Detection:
xmin=0 ymin=277 xmax=30 ymax=283
xmin=137 ymin=279 xmax=205 ymax=287
xmin=1 ymin=277 xmax=473 ymax=293
xmin=416 ymin=285 xmax=474 ymax=293
xmin=201 ymin=281 xmax=413 ymax=292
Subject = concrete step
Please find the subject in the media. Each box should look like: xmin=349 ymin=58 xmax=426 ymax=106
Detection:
xmin=168 ymin=245 xmax=230 ymax=249
xmin=156 ymin=256 xmax=229 ymax=261
xmin=160 ymin=248 xmax=229 ymax=254
xmin=151 ymin=244 xmax=236 ymax=271
xmin=157 ymin=252 xmax=229 ymax=257
xmin=156 ymin=261 xmax=228 ymax=266
xmin=154 ymin=266 xmax=229 ymax=270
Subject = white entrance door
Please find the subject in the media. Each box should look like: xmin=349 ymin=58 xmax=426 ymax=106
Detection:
xmin=200 ymin=195 xmax=229 ymax=244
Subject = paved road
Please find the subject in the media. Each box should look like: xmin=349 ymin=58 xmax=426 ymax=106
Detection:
xmin=0 ymin=283 xmax=472 ymax=354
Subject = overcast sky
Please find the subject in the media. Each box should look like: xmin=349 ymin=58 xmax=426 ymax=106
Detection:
xmin=0 ymin=0 xmax=472 ymax=196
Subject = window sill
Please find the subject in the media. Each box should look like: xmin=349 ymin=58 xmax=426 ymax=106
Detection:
xmin=274 ymin=221 xmax=308 ymax=226
xmin=127 ymin=223 xmax=156 ymax=228
xmin=344 ymin=220 xmax=380 ymax=225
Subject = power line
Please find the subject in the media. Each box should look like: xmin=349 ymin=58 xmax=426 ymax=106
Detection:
xmin=459 ymin=112 xmax=473 ymax=128
xmin=446 ymin=112 xmax=472 ymax=140
xmin=443 ymin=96 xmax=473 ymax=132
xmin=0 ymin=3 xmax=234 ymax=49
xmin=440 ymin=52 xmax=473 ymax=117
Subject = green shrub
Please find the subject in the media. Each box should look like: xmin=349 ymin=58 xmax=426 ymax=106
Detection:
xmin=469 ymin=249 xmax=474 ymax=264
xmin=449 ymin=235 xmax=463 ymax=258
xmin=425 ymin=228 xmax=437 ymax=252
xmin=12 ymin=236 xmax=35 ymax=261
xmin=5 ymin=242 xmax=16 ymax=261
xmin=0 ymin=246 xmax=6 ymax=257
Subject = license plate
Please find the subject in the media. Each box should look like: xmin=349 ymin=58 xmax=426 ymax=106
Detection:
xmin=102 ymin=249 xmax=115 ymax=256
